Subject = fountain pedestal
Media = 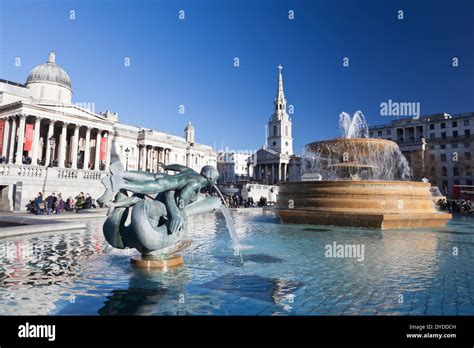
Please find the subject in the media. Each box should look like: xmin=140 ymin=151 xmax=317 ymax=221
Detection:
xmin=275 ymin=180 xmax=451 ymax=229
xmin=131 ymin=254 xmax=184 ymax=269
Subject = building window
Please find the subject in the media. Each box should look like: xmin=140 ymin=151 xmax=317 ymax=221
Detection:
xmin=378 ymin=131 xmax=382 ymax=136
xmin=285 ymin=141 xmax=288 ymax=146
xmin=386 ymin=130 xmax=391 ymax=135
xmin=464 ymin=141 xmax=471 ymax=148
xmin=465 ymin=129 xmax=471 ymax=137
xmin=441 ymin=123 xmax=446 ymax=129
xmin=453 ymin=131 xmax=458 ymax=138
xmin=429 ymin=124 xmax=435 ymax=130
xmin=440 ymin=144 xmax=446 ymax=149
xmin=442 ymin=167 xmax=447 ymax=176
xmin=273 ymin=126 xmax=277 ymax=136
xmin=464 ymin=120 xmax=470 ymax=126
xmin=452 ymin=143 xmax=458 ymax=149
xmin=441 ymin=132 xmax=446 ymax=139
xmin=272 ymin=141 xmax=276 ymax=146
xmin=467 ymin=179 xmax=473 ymax=186
xmin=441 ymin=154 xmax=447 ymax=162
xmin=452 ymin=121 xmax=457 ymax=127
xmin=453 ymin=167 xmax=459 ymax=176
xmin=285 ymin=125 xmax=288 ymax=136
xmin=430 ymin=133 xmax=435 ymax=139
xmin=465 ymin=152 xmax=471 ymax=160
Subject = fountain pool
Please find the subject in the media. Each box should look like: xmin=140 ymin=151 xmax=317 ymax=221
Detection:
xmin=0 ymin=212 xmax=473 ymax=315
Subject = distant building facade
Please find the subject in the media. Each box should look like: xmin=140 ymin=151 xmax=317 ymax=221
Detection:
xmin=369 ymin=112 xmax=474 ymax=196
xmin=0 ymin=51 xmax=217 ymax=211
xmin=217 ymin=151 xmax=253 ymax=184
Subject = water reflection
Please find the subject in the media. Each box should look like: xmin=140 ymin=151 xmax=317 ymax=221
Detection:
xmin=0 ymin=214 xmax=472 ymax=315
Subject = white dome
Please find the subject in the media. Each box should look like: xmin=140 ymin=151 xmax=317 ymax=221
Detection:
xmin=26 ymin=51 xmax=72 ymax=90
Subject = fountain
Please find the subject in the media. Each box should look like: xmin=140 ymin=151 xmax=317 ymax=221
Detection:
xmin=275 ymin=111 xmax=452 ymax=229
xmin=98 ymin=162 xmax=241 ymax=268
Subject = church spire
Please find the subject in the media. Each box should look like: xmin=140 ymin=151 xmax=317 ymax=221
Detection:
xmin=274 ymin=64 xmax=287 ymax=115
xmin=276 ymin=64 xmax=284 ymax=98
xmin=267 ymin=64 xmax=293 ymax=156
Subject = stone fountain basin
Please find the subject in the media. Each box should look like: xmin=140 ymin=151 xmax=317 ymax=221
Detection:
xmin=275 ymin=180 xmax=452 ymax=230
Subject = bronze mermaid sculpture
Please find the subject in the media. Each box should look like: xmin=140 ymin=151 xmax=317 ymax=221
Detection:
xmin=98 ymin=161 xmax=222 ymax=257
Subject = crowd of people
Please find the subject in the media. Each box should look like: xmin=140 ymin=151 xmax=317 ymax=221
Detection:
xmin=224 ymin=195 xmax=271 ymax=208
xmin=436 ymin=199 xmax=473 ymax=214
xmin=27 ymin=192 xmax=97 ymax=215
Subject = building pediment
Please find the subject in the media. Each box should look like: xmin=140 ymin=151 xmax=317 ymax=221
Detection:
xmin=256 ymin=147 xmax=280 ymax=161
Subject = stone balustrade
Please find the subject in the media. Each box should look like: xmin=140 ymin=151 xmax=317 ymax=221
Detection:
xmin=18 ymin=166 xmax=44 ymax=177
xmin=0 ymin=165 xmax=11 ymax=176
xmin=0 ymin=164 xmax=105 ymax=181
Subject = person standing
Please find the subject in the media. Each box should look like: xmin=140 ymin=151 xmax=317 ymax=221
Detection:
xmin=84 ymin=193 xmax=92 ymax=209
xmin=56 ymin=193 xmax=65 ymax=214
xmin=75 ymin=192 xmax=85 ymax=212
xmin=34 ymin=192 xmax=44 ymax=215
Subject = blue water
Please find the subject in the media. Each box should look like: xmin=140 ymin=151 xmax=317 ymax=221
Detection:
xmin=0 ymin=211 xmax=473 ymax=315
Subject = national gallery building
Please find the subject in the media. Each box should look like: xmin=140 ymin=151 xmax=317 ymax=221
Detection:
xmin=0 ymin=52 xmax=217 ymax=211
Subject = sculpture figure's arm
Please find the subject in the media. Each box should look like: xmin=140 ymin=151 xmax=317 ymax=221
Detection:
xmin=164 ymin=191 xmax=185 ymax=234
xmin=177 ymin=182 xmax=201 ymax=209
xmin=162 ymin=164 xmax=194 ymax=173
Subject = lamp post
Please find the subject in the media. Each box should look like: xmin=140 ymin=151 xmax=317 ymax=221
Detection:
xmin=48 ymin=136 xmax=56 ymax=167
xmin=125 ymin=147 xmax=130 ymax=171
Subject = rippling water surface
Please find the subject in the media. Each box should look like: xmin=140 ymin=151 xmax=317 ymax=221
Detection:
xmin=0 ymin=211 xmax=473 ymax=315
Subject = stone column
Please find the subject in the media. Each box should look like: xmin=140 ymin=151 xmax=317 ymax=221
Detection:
xmin=150 ymin=147 xmax=155 ymax=173
xmin=15 ymin=114 xmax=27 ymax=164
xmin=83 ymin=127 xmax=91 ymax=169
xmin=138 ymin=145 xmax=145 ymax=170
xmin=31 ymin=116 xmax=42 ymax=166
xmin=94 ymin=130 xmax=102 ymax=170
xmin=144 ymin=146 xmax=148 ymax=171
xmin=44 ymin=120 xmax=56 ymax=167
xmin=8 ymin=117 xmax=17 ymax=164
xmin=137 ymin=145 xmax=142 ymax=170
xmin=58 ymin=122 xmax=68 ymax=168
xmin=2 ymin=117 xmax=10 ymax=159
xmin=105 ymin=131 xmax=112 ymax=171
xmin=71 ymin=124 xmax=80 ymax=169
xmin=157 ymin=148 xmax=162 ymax=171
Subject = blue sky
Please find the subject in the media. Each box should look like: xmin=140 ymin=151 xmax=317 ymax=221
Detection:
xmin=1 ymin=0 xmax=473 ymax=153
